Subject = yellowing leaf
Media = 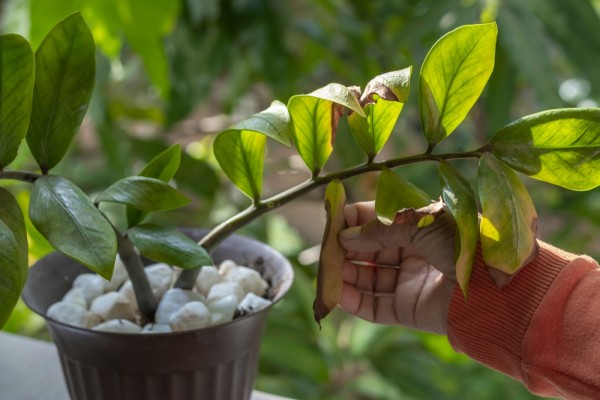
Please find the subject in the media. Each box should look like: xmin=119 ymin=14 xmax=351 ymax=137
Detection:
xmin=478 ymin=154 xmax=538 ymax=275
xmin=375 ymin=169 xmax=431 ymax=225
xmin=314 ymin=180 xmax=346 ymax=326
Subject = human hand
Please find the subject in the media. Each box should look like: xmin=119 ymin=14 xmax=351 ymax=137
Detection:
xmin=338 ymin=201 xmax=457 ymax=334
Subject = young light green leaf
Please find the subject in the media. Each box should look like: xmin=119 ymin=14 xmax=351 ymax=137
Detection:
xmin=127 ymin=143 xmax=182 ymax=227
xmin=213 ymin=129 xmax=266 ymax=203
xmin=439 ymin=161 xmax=478 ymax=297
xmin=360 ymin=67 xmax=412 ymax=105
xmin=348 ymin=98 xmax=403 ymax=160
xmin=234 ymin=100 xmax=291 ymax=146
xmin=419 ymin=23 xmax=497 ymax=146
xmin=478 ymin=154 xmax=538 ymax=275
xmin=487 ymin=108 xmax=600 ymax=191
xmin=96 ymin=176 xmax=190 ymax=211
xmin=375 ymin=169 xmax=431 ymax=225
xmin=0 ymin=188 xmax=28 ymax=328
xmin=29 ymin=175 xmax=117 ymax=279
xmin=26 ymin=12 xmax=95 ymax=173
xmin=314 ymin=180 xmax=346 ymax=326
xmin=0 ymin=34 xmax=34 ymax=168
xmin=288 ymin=84 xmax=364 ymax=174
xmin=128 ymin=224 xmax=212 ymax=269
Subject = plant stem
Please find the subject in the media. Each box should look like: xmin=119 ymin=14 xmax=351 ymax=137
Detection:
xmin=0 ymin=170 xmax=42 ymax=183
xmin=174 ymin=150 xmax=480 ymax=289
xmin=114 ymin=229 xmax=157 ymax=323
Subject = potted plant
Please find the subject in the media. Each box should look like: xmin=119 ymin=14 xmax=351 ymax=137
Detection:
xmin=1 ymin=12 xmax=598 ymax=400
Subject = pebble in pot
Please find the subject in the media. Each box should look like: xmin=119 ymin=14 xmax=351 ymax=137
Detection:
xmin=169 ymin=301 xmax=211 ymax=331
xmin=155 ymin=288 xmax=205 ymax=325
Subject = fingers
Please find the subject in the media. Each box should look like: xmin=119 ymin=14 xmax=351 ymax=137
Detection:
xmin=344 ymin=201 xmax=377 ymax=227
xmin=340 ymin=218 xmax=415 ymax=252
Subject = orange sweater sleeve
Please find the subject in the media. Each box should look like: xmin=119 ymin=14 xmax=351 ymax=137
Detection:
xmin=447 ymin=241 xmax=600 ymax=400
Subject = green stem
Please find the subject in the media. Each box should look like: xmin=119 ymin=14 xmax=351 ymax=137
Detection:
xmin=174 ymin=150 xmax=479 ymax=289
xmin=114 ymin=228 xmax=157 ymax=323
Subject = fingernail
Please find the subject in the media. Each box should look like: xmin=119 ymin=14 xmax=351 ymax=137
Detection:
xmin=340 ymin=226 xmax=361 ymax=241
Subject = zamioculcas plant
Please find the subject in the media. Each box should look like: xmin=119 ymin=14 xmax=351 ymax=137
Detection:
xmin=1 ymin=16 xmax=598 ymax=331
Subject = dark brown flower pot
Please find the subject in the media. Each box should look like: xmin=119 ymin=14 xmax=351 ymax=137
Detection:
xmin=21 ymin=230 xmax=293 ymax=400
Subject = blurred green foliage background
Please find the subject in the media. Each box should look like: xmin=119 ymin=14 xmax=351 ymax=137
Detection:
xmin=2 ymin=0 xmax=600 ymax=398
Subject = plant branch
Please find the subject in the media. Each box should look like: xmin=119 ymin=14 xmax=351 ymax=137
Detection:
xmin=0 ymin=170 xmax=42 ymax=183
xmin=174 ymin=149 xmax=480 ymax=289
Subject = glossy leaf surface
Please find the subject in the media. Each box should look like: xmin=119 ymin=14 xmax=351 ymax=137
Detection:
xmin=29 ymin=175 xmax=116 ymax=279
xmin=439 ymin=162 xmax=478 ymax=296
xmin=478 ymin=154 xmax=537 ymax=275
xmin=0 ymin=34 xmax=34 ymax=167
xmin=419 ymin=23 xmax=497 ymax=146
xmin=128 ymin=224 xmax=212 ymax=269
xmin=314 ymin=180 xmax=346 ymax=326
xmin=0 ymin=188 xmax=28 ymax=328
xmin=127 ymin=144 xmax=181 ymax=227
xmin=375 ymin=169 xmax=431 ymax=225
xmin=214 ymin=129 xmax=267 ymax=202
xmin=26 ymin=12 xmax=95 ymax=172
xmin=96 ymin=176 xmax=190 ymax=211
xmin=488 ymin=108 xmax=600 ymax=191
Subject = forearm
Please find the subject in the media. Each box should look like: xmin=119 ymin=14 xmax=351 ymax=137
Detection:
xmin=447 ymin=241 xmax=600 ymax=399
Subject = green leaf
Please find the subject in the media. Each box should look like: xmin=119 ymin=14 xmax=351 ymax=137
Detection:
xmin=0 ymin=188 xmax=28 ymax=328
xmin=487 ymin=108 xmax=600 ymax=191
xmin=348 ymin=98 xmax=403 ymax=160
xmin=478 ymin=153 xmax=537 ymax=275
xmin=234 ymin=100 xmax=292 ymax=146
xmin=314 ymin=180 xmax=346 ymax=326
xmin=288 ymin=83 xmax=365 ymax=174
xmin=0 ymin=34 xmax=34 ymax=168
xmin=29 ymin=175 xmax=117 ymax=279
xmin=439 ymin=162 xmax=478 ymax=297
xmin=128 ymin=224 xmax=212 ymax=269
xmin=96 ymin=176 xmax=190 ymax=211
xmin=419 ymin=23 xmax=497 ymax=146
xmin=375 ymin=169 xmax=431 ymax=225
xmin=127 ymin=143 xmax=181 ymax=226
xmin=26 ymin=12 xmax=96 ymax=172
xmin=213 ymin=129 xmax=267 ymax=202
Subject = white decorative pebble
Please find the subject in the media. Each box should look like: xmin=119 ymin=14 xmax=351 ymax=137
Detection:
xmin=47 ymin=301 xmax=101 ymax=329
xmin=169 ymin=301 xmax=210 ymax=331
xmin=218 ymin=260 xmax=238 ymax=276
xmin=106 ymin=255 xmax=128 ymax=291
xmin=207 ymin=294 xmax=238 ymax=323
xmin=119 ymin=281 xmax=139 ymax=313
xmin=238 ymin=293 xmax=272 ymax=315
xmin=90 ymin=292 xmax=136 ymax=321
xmin=207 ymin=282 xmax=244 ymax=303
xmin=145 ymin=263 xmax=174 ymax=302
xmin=194 ymin=266 xmax=223 ymax=296
xmin=72 ymin=274 xmax=108 ymax=306
xmin=210 ymin=313 xmax=230 ymax=326
xmin=155 ymin=288 xmax=204 ymax=325
xmin=226 ymin=266 xmax=268 ymax=297
xmin=62 ymin=287 xmax=87 ymax=309
xmin=93 ymin=319 xmax=141 ymax=333
xmin=141 ymin=323 xmax=172 ymax=334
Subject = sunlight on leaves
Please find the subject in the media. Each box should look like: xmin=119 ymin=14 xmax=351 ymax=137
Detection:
xmin=478 ymin=154 xmax=537 ymax=275
xmin=419 ymin=23 xmax=497 ymax=146
xmin=488 ymin=108 xmax=600 ymax=191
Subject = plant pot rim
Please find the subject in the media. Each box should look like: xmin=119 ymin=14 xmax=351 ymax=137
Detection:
xmin=22 ymin=229 xmax=294 ymax=339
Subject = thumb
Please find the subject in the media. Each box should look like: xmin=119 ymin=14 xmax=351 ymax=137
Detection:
xmin=339 ymin=218 xmax=417 ymax=252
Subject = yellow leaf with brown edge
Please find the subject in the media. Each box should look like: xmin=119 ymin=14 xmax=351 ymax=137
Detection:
xmin=313 ymin=180 xmax=346 ymax=326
